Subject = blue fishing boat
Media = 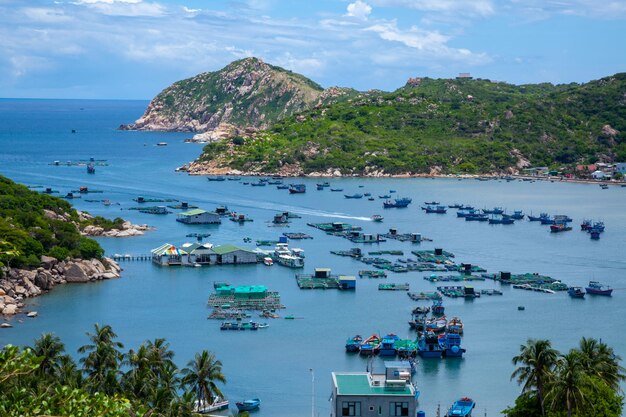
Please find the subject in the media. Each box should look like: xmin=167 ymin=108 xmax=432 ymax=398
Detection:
xmin=379 ymin=334 xmax=400 ymax=356
xmin=316 ymin=184 xmax=324 ymax=190
xmin=417 ymin=331 xmax=443 ymax=358
xmin=364 ymin=193 xmax=371 ymax=197
xmin=251 ymin=181 xmax=266 ymax=187
xmin=580 ymin=219 xmax=592 ymax=230
xmin=379 ymin=194 xmax=391 ymax=199
xmin=383 ymin=197 xmax=412 ymax=208
xmin=276 ymin=184 xmax=289 ymax=189
xmin=317 ymin=182 xmax=330 ymax=188
xmin=585 ymin=281 xmax=613 ymax=296
xmin=86 ymin=164 xmax=95 ymax=174
xmin=432 ymin=300 xmax=445 ymax=315
xmin=590 ymin=229 xmax=601 ymax=239
xmin=503 ymin=210 xmax=524 ymax=220
xmin=489 ymin=216 xmax=514 ymax=224
xmin=465 ymin=213 xmax=488 ymax=222
xmin=422 ymin=205 xmax=447 ymax=214
xmin=567 ymin=287 xmax=585 ymax=298
xmin=359 ymin=334 xmax=381 ymax=356
xmin=482 ymin=207 xmax=503 ymax=214
xmin=528 ymin=212 xmax=549 ymax=222
xmin=457 ymin=208 xmax=477 ymax=218
xmin=289 ymin=184 xmax=306 ymax=194
xmin=345 ymin=335 xmax=363 ymax=352
xmin=590 ymin=221 xmax=605 ymax=232
xmin=445 ymin=397 xmax=475 ymax=417
xmin=439 ymin=333 xmax=466 ymax=357
xmin=345 ymin=194 xmax=363 ymax=199
xmin=424 ymin=201 xmax=440 ymax=205
xmin=207 ymin=176 xmax=226 ymax=181
xmin=236 ymin=398 xmax=260 ymax=412
xmin=330 ymin=188 xmax=344 ymax=192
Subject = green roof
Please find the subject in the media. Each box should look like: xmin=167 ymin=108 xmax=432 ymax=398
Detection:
xmin=211 ymin=244 xmax=255 ymax=255
xmin=334 ymin=374 xmax=413 ymax=396
xmin=178 ymin=209 xmax=208 ymax=216
xmin=234 ymin=285 xmax=267 ymax=294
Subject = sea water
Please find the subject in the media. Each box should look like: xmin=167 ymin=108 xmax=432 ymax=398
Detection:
xmin=0 ymin=99 xmax=625 ymax=416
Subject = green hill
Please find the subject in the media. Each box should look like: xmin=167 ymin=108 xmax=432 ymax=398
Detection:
xmin=194 ymin=72 xmax=626 ymax=175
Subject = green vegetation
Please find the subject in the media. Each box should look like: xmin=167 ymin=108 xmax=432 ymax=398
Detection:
xmin=0 ymin=176 xmax=104 ymax=269
xmin=81 ymin=215 xmax=125 ymax=231
xmin=0 ymin=324 xmax=227 ymax=417
xmin=200 ymin=73 xmax=626 ymax=175
xmin=504 ymin=337 xmax=625 ymax=417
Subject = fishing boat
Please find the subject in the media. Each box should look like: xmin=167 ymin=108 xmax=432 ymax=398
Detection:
xmin=528 ymin=212 xmax=549 ymax=222
xmin=236 ymin=398 xmax=261 ymax=412
xmin=424 ymin=201 xmax=440 ymax=205
xmin=503 ymin=210 xmax=524 ymax=220
xmin=412 ymin=306 xmax=430 ymax=315
xmin=330 ymin=188 xmax=344 ymax=192
xmin=426 ymin=316 xmax=447 ymax=333
xmin=465 ymin=213 xmax=488 ymax=222
xmin=316 ymin=184 xmax=324 ymax=190
xmin=207 ymin=176 xmax=226 ymax=181
xmin=445 ymin=397 xmax=475 ymax=417
xmin=344 ymin=193 xmax=363 ymax=199
xmin=379 ymin=195 xmax=391 ymax=199
xmin=383 ymin=197 xmax=412 ymax=208
xmin=288 ymin=184 xmax=306 ymax=194
xmin=368 ymin=197 xmax=375 ymax=201
xmin=251 ymin=180 xmax=266 ymax=187
xmin=359 ymin=334 xmax=381 ymax=356
xmin=567 ymin=287 xmax=585 ymax=298
xmin=456 ymin=209 xmax=477 ymax=218
xmin=317 ymin=182 xmax=330 ymax=188
xmin=482 ymin=207 xmax=504 ymax=215
xmin=439 ymin=333 xmax=466 ymax=357
xmin=276 ymin=184 xmax=290 ymax=189
xmin=581 ymin=219 xmax=592 ymax=230
xmin=364 ymin=193 xmax=371 ymax=197
xmin=417 ymin=331 xmax=443 ymax=358
xmin=446 ymin=317 xmax=464 ymax=334
xmin=379 ymin=333 xmax=401 ymax=356
xmin=432 ymin=300 xmax=445 ymax=315
xmin=489 ymin=216 xmax=514 ymax=225
xmin=394 ymin=339 xmax=417 ymax=358
xmin=590 ymin=229 xmax=601 ymax=239
xmin=345 ymin=335 xmax=363 ymax=352
xmin=550 ymin=223 xmax=572 ymax=232
xmin=585 ymin=281 xmax=613 ymax=296
xmin=408 ymin=314 xmax=426 ymax=331
xmin=422 ymin=205 xmax=447 ymax=214
xmin=194 ymin=396 xmax=229 ymax=414
xmin=590 ymin=221 xmax=605 ymax=232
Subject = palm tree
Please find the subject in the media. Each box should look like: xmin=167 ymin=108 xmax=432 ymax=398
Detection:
xmin=511 ymin=338 xmax=558 ymax=416
xmin=57 ymin=354 xmax=82 ymax=388
xmin=545 ymin=350 xmax=589 ymax=417
xmin=577 ymin=337 xmax=625 ymax=392
xmin=30 ymin=333 xmax=65 ymax=378
xmin=78 ymin=323 xmax=124 ymax=395
xmin=181 ymin=350 xmax=226 ymax=409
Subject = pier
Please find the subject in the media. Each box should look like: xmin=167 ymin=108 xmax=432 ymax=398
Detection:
xmin=111 ymin=254 xmax=151 ymax=261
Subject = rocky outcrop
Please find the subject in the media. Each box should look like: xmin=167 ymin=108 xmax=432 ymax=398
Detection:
xmin=120 ymin=57 xmax=356 ymax=134
xmin=79 ymin=211 xmax=154 ymax=238
xmin=0 ymin=256 xmax=121 ymax=320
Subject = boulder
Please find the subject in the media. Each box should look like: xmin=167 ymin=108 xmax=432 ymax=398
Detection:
xmin=2 ymin=304 xmax=18 ymax=315
xmin=41 ymin=255 xmax=57 ymax=269
xmin=101 ymin=272 xmax=120 ymax=280
xmin=64 ymin=263 xmax=91 ymax=283
xmin=0 ymin=288 xmax=5 ymax=296
xmin=35 ymin=272 xmax=51 ymax=291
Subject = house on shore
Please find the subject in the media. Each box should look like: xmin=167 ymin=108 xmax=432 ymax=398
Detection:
xmin=330 ymin=362 xmax=419 ymax=417
xmin=181 ymin=242 xmax=214 ymax=264
xmin=151 ymin=243 xmax=188 ymax=266
xmin=176 ymin=209 xmax=221 ymax=224
xmin=211 ymin=244 xmax=258 ymax=264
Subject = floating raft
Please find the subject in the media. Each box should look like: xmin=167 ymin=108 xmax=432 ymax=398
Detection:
xmin=283 ymin=232 xmax=313 ymax=239
xmin=208 ymin=308 xmax=252 ymax=320
xmin=437 ymin=285 xmax=480 ymax=298
xmin=485 ymin=272 xmax=567 ymax=290
xmin=296 ymin=269 xmax=356 ymax=290
xmin=424 ymin=274 xmax=485 ymax=282
xmin=380 ymin=232 xmax=422 ymax=242
xmin=168 ymin=203 xmax=199 ymax=209
xmin=186 ymin=233 xmax=211 ymax=238
xmin=330 ymin=248 xmax=362 ymax=258
xmin=256 ymin=240 xmax=279 ymax=247
xmin=408 ymin=291 xmax=442 ymax=300
xmin=480 ymin=289 xmax=503 ymax=296
xmin=133 ymin=197 xmax=179 ymax=203
xmin=359 ymin=270 xmax=387 ymax=278
xmin=307 ymin=222 xmax=362 ymax=233
xmin=369 ymin=250 xmax=404 ymax=256
xmin=378 ymin=283 xmax=410 ymax=291
xmin=412 ymin=249 xmax=455 ymax=263
xmin=207 ymin=292 xmax=284 ymax=310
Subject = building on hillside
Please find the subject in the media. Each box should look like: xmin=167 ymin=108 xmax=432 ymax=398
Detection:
xmin=614 ymin=162 xmax=626 ymax=174
xmin=330 ymin=362 xmax=419 ymax=417
xmin=181 ymin=242 xmax=215 ymax=264
xmin=151 ymin=243 xmax=188 ymax=266
xmin=176 ymin=209 xmax=221 ymax=224
xmin=456 ymin=72 xmax=472 ymax=79
xmin=212 ymin=244 xmax=258 ymax=264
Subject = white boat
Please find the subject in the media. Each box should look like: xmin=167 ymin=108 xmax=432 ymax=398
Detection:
xmin=273 ymin=243 xmax=305 ymax=268
xmin=194 ymin=396 xmax=229 ymax=413
xmin=263 ymin=257 xmax=274 ymax=266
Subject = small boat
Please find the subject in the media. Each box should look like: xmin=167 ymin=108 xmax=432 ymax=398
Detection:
xmin=585 ymin=281 xmax=613 ymax=296
xmin=344 ymin=194 xmax=363 ymax=199
xmin=590 ymin=229 xmax=601 ymax=239
xmin=550 ymin=223 xmax=572 ymax=232
xmin=345 ymin=335 xmax=363 ymax=352
xmin=359 ymin=334 xmax=381 ymax=356
xmin=448 ymin=203 xmax=464 ymax=209
xmin=581 ymin=219 xmax=592 ymax=230
xmin=503 ymin=210 xmax=524 ymax=220
xmin=432 ymin=300 xmax=445 ymax=315
xmin=446 ymin=317 xmax=464 ymax=334
xmin=368 ymin=197 xmax=375 ymax=201
xmin=236 ymin=398 xmax=261 ymax=412
xmin=412 ymin=306 xmax=430 ymax=315
xmin=317 ymin=182 xmax=330 ymax=188
xmin=316 ymin=184 xmax=324 ymax=190
xmin=389 ymin=190 xmax=396 ymax=193
xmin=424 ymin=201 xmax=440 ymax=205
xmin=364 ymin=192 xmax=371 ymax=196
xmin=422 ymin=205 xmax=447 ymax=214
xmin=482 ymin=207 xmax=503 ymax=215
xmin=426 ymin=316 xmax=447 ymax=333
xmin=590 ymin=221 xmax=605 ymax=232
xmin=446 ymin=397 xmax=475 ymax=417
xmin=567 ymin=287 xmax=585 ymax=298
xmin=456 ymin=209 xmax=477 ymax=218
xmin=276 ymin=184 xmax=290 ymax=189
xmin=383 ymin=197 xmax=412 ymax=208
xmin=528 ymin=212 xmax=549 ymax=222
xmin=371 ymin=215 xmax=384 ymax=222
xmin=156 ymin=142 xmax=168 ymax=146
xmin=207 ymin=176 xmax=226 ymax=182
xmin=379 ymin=333 xmax=401 ymax=356
xmin=194 ymin=396 xmax=229 ymax=413
xmin=465 ymin=213 xmax=488 ymax=222
xmin=439 ymin=332 xmax=466 ymax=357
xmin=263 ymin=257 xmax=273 ymax=266
xmin=288 ymin=184 xmax=306 ymax=194
xmin=330 ymin=188 xmax=344 ymax=192
xmin=251 ymin=181 xmax=266 ymax=187
xmin=417 ymin=331 xmax=443 ymax=358
xmin=379 ymin=195 xmax=391 ymax=199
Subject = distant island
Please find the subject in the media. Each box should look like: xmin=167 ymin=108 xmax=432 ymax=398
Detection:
xmin=123 ymin=58 xmax=626 ymax=177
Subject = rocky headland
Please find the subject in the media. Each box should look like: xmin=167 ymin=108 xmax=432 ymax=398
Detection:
xmin=1 ymin=256 xmax=122 ymax=323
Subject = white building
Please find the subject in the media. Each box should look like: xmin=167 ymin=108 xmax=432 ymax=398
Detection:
xmin=591 ymin=170 xmax=607 ymax=180
xmin=176 ymin=209 xmax=221 ymax=224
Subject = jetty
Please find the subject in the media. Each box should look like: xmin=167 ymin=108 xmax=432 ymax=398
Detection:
xmin=295 ymin=268 xmax=356 ymax=290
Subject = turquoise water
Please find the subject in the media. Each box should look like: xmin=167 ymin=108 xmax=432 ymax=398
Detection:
xmin=1 ymin=99 xmax=625 ymax=416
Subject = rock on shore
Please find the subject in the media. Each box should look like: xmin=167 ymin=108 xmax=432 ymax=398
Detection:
xmin=81 ymin=221 xmax=153 ymax=237
xmin=0 ymin=256 xmax=122 ymax=319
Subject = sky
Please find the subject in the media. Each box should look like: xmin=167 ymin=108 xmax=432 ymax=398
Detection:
xmin=0 ymin=0 xmax=625 ymax=99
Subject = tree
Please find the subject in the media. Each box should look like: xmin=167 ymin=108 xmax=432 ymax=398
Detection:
xmin=30 ymin=333 xmax=66 ymax=379
xmin=577 ymin=337 xmax=625 ymax=392
xmin=511 ymin=339 xmax=559 ymax=416
xmin=545 ymin=350 xmax=589 ymax=417
xmin=181 ymin=350 xmax=226 ymax=408
xmin=78 ymin=324 xmax=124 ymax=395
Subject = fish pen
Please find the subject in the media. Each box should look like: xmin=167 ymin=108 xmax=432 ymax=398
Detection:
xmin=207 ymin=286 xmax=285 ymax=310
xmin=380 ymin=229 xmax=423 ymax=242
xmin=407 ymin=291 xmax=442 ymax=301
xmin=283 ymin=232 xmax=313 ymax=239
xmin=256 ymin=240 xmax=279 ymax=247
xmin=411 ymin=248 xmax=455 ymax=263
xmin=133 ymin=197 xmax=179 ymax=203
xmin=359 ymin=270 xmax=387 ymax=278
xmin=424 ymin=274 xmax=485 ymax=282
xmin=486 ymin=272 xmax=567 ymax=290
xmin=330 ymin=248 xmax=362 ymax=258
xmin=369 ymin=250 xmax=404 ymax=256
xmin=208 ymin=308 xmax=252 ymax=320
xmin=378 ymin=283 xmax=410 ymax=291
xmin=437 ymin=286 xmax=480 ymax=298
xmin=307 ymin=222 xmax=362 ymax=233
xmin=295 ymin=268 xmax=356 ymax=290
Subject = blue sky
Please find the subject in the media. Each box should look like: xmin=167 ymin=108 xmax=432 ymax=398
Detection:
xmin=0 ymin=0 xmax=625 ymax=99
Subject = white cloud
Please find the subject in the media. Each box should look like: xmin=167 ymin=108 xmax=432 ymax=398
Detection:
xmin=506 ymin=0 xmax=626 ymax=19
xmin=23 ymin=7 xmax=72 ymax=23
xmin=346 ymin=0 xmax=373 ymax=20
xmin=370 ymin=0 xmax=495 ymax=17
xmin=73 ymin=0 xmax=166 ymax=17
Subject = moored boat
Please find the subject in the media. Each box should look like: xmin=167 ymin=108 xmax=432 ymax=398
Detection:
xmin=344 ymin=193 xmax=363 ymax=199
xmin=394 ymin=339 xmax=417 ymax=358
xmin=439 ymin=332 xmax=466 ymax=357
xmin=432 ymin=300 xmax=445 ymax=315
xmin=236 ymin=398 xmax=261 ymax=412
xmin=585 ymin=281 xmax=613 ymax=296
xmin=567 ymin=286 xmax=585 ymax=298
xmin=194 ymin=396 xmax=229 ymax=414
xmin=371 ymin=214 xmax=384 ymax=222
xmin=288 ymin=184 xmax=306 ymax=194
xmin=446 ymin=317 xmax=464 ymax=334
xmin=422 ymin=205 xmax=447 ymax=214
xmin=379 ymin=333 xmax=401 ymax=356
xmin=445 ymin=397 xmax=475 ymax=417
xmin=581 ymin=219 xmax=592 ymax=230
xmin=383 ymin=197 xmax=412 ymax=208
xmin=482 ymin=207 xmax=503 ymax=214
xmin=528 ymin=212 xmax=549 ymax=222
xmin=417 ymin=331 xmax=443 ymax=358
xmin=345 ymin=335 xmax=363 ymax=352
xmin=550 ymin=223 xmax=572 ymax=232
xmin=359 ymin=334 xmax=381 ymax=356
xmin=426 ymin=316 xmax=447 ymax=333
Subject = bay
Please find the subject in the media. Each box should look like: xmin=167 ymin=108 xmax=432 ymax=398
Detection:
xmin=0 ymin=99 xmax=625 ymax=416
